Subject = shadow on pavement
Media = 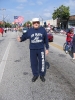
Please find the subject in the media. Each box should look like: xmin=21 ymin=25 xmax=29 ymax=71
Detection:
xmin=45 ymin=61 xmax=50 ymax=69
xmin=69 ymin=51 xmax=73 ymax=58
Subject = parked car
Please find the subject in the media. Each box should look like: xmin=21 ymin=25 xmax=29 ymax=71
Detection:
xmin=45 ymin=27 xmax=53 ymax=42
xmin=47 ymin=33 xmax=53 ymax=42
xmin=22 ymin=27 xmax=28 ymax=34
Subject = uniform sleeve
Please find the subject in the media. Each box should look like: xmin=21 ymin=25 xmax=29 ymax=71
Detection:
xmin=20 ymin=31 xmax=29 ymax=42
xmin=44 ymin=29 xmax=49 ymax=50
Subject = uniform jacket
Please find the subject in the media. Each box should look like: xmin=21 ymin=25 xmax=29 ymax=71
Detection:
xmin=21 ymin=26 xmax=49 ymax=50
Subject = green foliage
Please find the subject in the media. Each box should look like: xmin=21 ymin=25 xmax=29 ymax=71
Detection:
xmin=52 ymin=5 xmax=70 ymax=20
xmin=23 ymin=21 xmax=32 ymax=27
xmin=0 ymin=22 xmax=12 ymax=28
xmin=0 ymin=24 xmax=3 ymax=27
xmin=5 ymin=22 xmax=12 ymax=28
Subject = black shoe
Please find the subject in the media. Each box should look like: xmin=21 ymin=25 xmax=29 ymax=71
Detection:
xmin=40 ymin=76 xmax=45 ymax=82
xmin=32 ymin=76 xmax=38 ymax=82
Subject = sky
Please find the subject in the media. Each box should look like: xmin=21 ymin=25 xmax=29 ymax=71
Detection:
xmin=0 ymin=0 xmax=75 ymax=23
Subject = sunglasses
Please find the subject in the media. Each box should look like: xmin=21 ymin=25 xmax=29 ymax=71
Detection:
xmin=33 ymin=21 xmax=40 ymax=24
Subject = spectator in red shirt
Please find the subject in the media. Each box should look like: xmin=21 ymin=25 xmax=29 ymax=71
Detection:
xmin=65 ymin=29 xmax=74 ymax=53
xmin=0 ymin=27 xmax=4 ymax=37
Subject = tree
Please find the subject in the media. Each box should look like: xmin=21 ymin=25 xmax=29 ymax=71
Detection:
xmin=23 ymin=21 xmax=32 ymax=27
xmin=5 ymin=22 xmax=12 ymax=28
xmin=0 ymin=22 xmax=12 ymax=28
xmin=52 ymin=5 xmax=70 ymax=29
xmin=52 ymin=5 xmax=70 ymax=20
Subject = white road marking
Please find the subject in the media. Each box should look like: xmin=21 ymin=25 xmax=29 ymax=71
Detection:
xmin=0 ymin=42 xmax=11 ymax=83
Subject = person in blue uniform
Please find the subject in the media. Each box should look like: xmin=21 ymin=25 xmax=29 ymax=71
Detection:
xmin=17 ymin=18 xmax=49 ymax=82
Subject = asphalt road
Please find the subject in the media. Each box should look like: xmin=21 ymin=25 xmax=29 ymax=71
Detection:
xmin=53 ymin=33 xmax=66 ymax=46
xmin=0 ymin=31 xmax=75 ymax=100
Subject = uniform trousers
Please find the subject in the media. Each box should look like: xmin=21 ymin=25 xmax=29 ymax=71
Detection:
xmin=30 ymin=48 xmax=46 ymax=77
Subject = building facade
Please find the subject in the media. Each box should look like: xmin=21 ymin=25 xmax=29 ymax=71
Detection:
xmin=40 ymin=19 xmax=57 ymax=27
xmin=40 ymin=15 xmax=75 ymax=29
xmin=68 ymin=15 xmax=75 ymax=28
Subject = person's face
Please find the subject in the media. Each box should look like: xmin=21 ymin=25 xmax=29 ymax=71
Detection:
xmin=32 ymin=21 xmax=40 ymax=29
xmin=70 ymin=30 xmax=73 ymax=34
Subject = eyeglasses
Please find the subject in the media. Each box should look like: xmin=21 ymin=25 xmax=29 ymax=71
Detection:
xmin=33 ymin=21 xmax=40 ymax=24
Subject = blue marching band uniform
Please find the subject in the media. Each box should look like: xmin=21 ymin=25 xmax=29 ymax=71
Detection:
xmin=20 ymin=26 xmax=49 ymax=80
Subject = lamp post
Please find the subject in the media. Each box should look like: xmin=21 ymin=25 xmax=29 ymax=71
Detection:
xmin=39 ymin=15 xmax=43 ymax=26
xmin=53 ymin=7 xmax=57 ymax=26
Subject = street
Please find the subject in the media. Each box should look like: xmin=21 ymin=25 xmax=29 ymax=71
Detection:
xmin=0 ymin=31 xmax=75 ymax=100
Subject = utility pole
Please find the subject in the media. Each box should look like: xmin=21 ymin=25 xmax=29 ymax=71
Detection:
xmin=0 ymin=8 xmax=6 ymax=27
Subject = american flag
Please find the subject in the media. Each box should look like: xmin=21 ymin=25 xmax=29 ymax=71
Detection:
xmin=14 ymin=16 xmax=24 ymax=23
